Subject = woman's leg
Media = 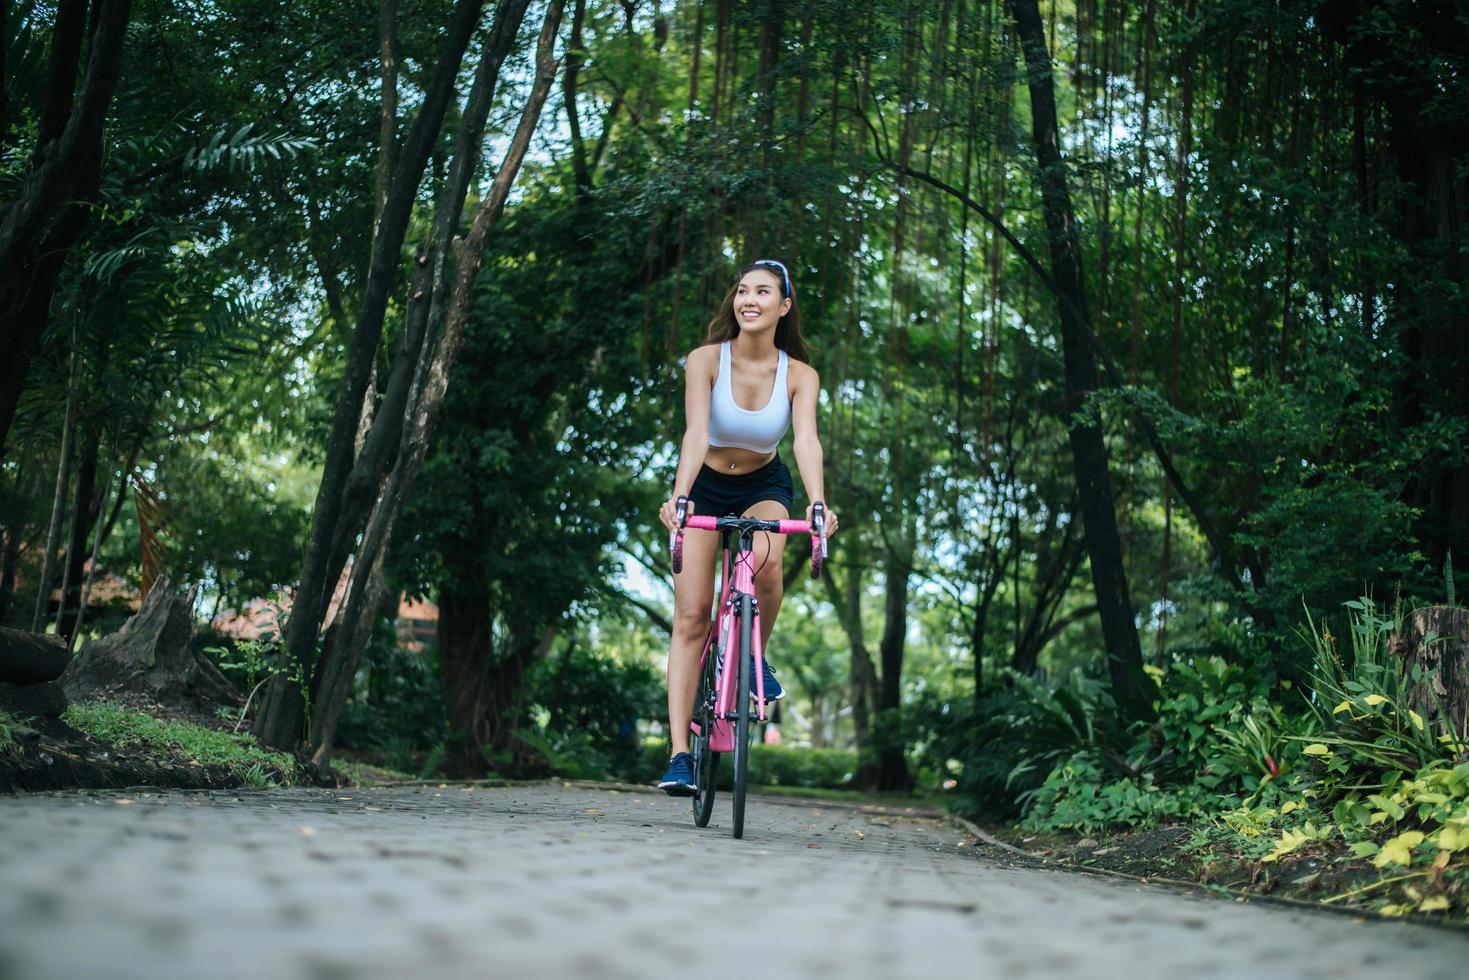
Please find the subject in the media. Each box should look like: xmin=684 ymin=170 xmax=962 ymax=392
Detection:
xmin=667 ymin=528 xmax=719 ymax=757
xmin=742 ymin=499 xmax=791 ymax=648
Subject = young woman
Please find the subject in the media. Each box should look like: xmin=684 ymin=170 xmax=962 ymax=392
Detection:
xmin=655 ymin=258 xmax=838 ymax=794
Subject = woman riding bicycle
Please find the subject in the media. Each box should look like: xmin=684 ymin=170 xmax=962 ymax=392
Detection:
xmin=655 ymin=258 xmax=838 ymax=795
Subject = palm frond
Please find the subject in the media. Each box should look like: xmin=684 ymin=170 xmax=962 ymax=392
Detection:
xmin=3 ymin=0 xmax=49 ymax=111
xmin=182 ymin=123 xmax=318 ymax=175
xmin=132 ymin=469 xmax=166 ymax=599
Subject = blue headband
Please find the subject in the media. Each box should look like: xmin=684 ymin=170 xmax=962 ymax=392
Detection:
xmin=751 ymin=259 xmax=792 ymax=298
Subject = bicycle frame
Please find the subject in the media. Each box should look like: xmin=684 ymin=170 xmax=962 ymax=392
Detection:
xmin=682 ymin=514 xmax=822 ymax=746
xmin=705 ymin=527 xmax=763 ymax=748
xmin=673 ymin=501 xmax=825 ymax=837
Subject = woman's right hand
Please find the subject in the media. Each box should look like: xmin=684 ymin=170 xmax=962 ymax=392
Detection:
xmin=659 ymin=494 xmax=692 ymax=534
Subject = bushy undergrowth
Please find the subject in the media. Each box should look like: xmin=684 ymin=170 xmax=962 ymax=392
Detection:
xmin=334 ymin=636 xmax=451 ymax=774
xmin=519 ymin=645 xmax=664 ymax=781
xmin=0 ymin=709 xmax=22 ymax=761
xmin=63 ymin=701 xmax=301 ymax=787
xmin=932 ymin=593 xmax=1468 ymax=915
xmin=631 ymin=741 xmax=858 ymax=790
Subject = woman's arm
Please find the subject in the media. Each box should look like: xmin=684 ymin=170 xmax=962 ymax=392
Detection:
xmin=673 ymin=346 xmax=715 ymax=497
xmin=659 ymin=346 xmax=715 ymax=532
xmin=790 ymin=362 xmax=837 ymax=533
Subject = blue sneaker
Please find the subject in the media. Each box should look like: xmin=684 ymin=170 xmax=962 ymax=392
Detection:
xmin=658 ymin=752 xmax=696 ymax=796
xmin=750 ymin=656 xmax=784 ymax=702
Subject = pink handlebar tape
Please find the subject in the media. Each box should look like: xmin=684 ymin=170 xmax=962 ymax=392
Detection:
xmin=681 ymin=515 xmax=815 ymax=535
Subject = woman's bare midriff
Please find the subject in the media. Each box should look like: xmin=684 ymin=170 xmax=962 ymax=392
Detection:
xmin=704 ymin=444 xmax=776 ymax=475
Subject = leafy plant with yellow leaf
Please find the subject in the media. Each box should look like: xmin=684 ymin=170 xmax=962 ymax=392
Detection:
xmin=1219 ymin=597 xmax=1469 ymax=918
xmin=1296 ymin=597 xmax=1459 ymax=784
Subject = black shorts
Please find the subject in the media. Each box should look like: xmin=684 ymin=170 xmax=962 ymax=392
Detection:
xmin=689 ymin=454 xmax=795 ymax=517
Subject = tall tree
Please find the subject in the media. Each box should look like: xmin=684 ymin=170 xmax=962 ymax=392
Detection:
xmin=1009 ymin=0 xmax=1155 ymax=718
xmin=253 ymin=0 xmax=501 ymax=748
xmin=0 ymin=0 xmax=134 ymax=455
xmin=308 ymin=0 xmax=566 ymax=769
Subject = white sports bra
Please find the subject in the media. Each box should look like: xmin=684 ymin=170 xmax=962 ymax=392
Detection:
xmin=707 ymin=341 xmax=791 ymax=454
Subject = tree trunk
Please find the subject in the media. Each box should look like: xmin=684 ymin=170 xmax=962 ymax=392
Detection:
xmin=301 ymin=1 xmax=560 ymax=771
xmin=0 ymin=467 xmax=29 ymax=622
xmin=437 ymin=584 xmax=492 ymax=775
xmin=254 ymin=0 xmax=491 ymax=748
xmin=31 ymin=336 xmax=81 ymax=631
xmin=821 ymin=557 xmax=877 ymax=783
xmin=308 ymin=552 xmax=392 ymax=768
xmin=374 ymin=0 xmax=399 ymax=234
xmin=56 ymin=424 xmax=101 ymax=638
xmin=0 ymin=0 xmax=133 ymax=454
xmin=1009 ymin=0 xmax=1155 ymax=720
xmin=67 ymin=461 xmax=118 ymax=654
xmin=1395 ymin=606 xmax=1469 ymax=742
xmin=875 ymin=537 xmax=914 ymax=792
xmin=60 ymin=576 xmax=239 ymax=711
xmin=436 ymin=585 xmax=554 ymax=778
xmin=564 ymin=0 xmax=592 ymax=197
xmin=1322 ymin=3 xmax=1469 ymax=571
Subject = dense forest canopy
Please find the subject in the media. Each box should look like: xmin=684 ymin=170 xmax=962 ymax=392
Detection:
xmin=2 ymin=0 xmax=1466 ymax=797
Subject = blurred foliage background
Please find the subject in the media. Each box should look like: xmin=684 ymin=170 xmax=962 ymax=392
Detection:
xmin=3 ymin=1 xmax=1467 ymax=903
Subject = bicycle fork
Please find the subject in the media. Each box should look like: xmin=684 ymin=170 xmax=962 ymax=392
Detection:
xmin=712 ymin=594 xmax=767 ymax=727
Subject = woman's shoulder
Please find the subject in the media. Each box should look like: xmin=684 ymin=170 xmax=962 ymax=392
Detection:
xmin=684 ymin=342 xmax=720 ymax=371
xmin=785 ymin=355 xmax=819 ymax=384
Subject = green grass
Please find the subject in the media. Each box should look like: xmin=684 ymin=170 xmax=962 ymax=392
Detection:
xmin=0 ymin=709 xmax=24 ymax=761
xmin=62 ymin=701 xmax=302 ymax=786
xmin=333 ymin=758 xmax=415 ymax=786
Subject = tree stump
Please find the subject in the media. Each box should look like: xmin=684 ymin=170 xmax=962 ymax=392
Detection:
xmin=61 ymin=577 xmax=241 ymax=712
xmin=1394 ymin=606 xmax=1469 ymax=741
xmin=0 ymin=628 xmax=69 ymax=684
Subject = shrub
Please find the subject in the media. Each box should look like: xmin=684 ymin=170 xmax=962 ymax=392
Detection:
xmin=632 ymin=739 xmax=856 ymax=790
xmin=1018 ymin=750 xmax=1229 ymax=834
xmin=914 ymin=668 xmax=1129 ymax=820
xmin=1296 ymin=596 xmax=1465 ymax=795
xmin=740 ymin=744 xmax=856 ymax=790
xmin=335 ymin=637 xmax=451 ymax=762
xmin=522 ymin=645 xmax=663 ymax=780
xmin=928 ymin=655 xmax=1314 ymax=826
xmin=0 ymin=709 xmax=22 ymax=761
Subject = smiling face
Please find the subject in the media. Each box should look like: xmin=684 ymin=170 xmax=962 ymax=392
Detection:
xmin=733 ymin=269 xmax=792 ymax=335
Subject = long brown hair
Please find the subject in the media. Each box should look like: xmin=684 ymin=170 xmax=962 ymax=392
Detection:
xmin=703 ymin=261 xmax=810 ymax=363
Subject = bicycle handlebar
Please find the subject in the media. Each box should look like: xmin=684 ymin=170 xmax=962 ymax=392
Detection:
xmin=671 ymin=496 xmax=827 ymax=579
xmin=682 ymin=515 xmax=812 ymax=534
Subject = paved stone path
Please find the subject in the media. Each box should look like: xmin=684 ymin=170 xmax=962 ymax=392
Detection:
xmin=1 ymin=783 xmax=1465 ymax=979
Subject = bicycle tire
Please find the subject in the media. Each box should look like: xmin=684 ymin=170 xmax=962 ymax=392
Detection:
xmin=693 ymin=645 xmax=719 ymax=827
xmin=731 ymin=594 xmax=753 ymax=839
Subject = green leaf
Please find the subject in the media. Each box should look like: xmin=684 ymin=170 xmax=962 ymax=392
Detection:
xmin=1372 ymin=831 xmax=1425 ymax=868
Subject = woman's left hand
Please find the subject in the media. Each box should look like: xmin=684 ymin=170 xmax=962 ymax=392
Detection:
xmin=806 ymin=502 xmax=838 ymax=537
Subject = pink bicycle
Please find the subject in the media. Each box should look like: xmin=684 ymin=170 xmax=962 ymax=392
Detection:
xmin=671 ymin=496 xmax=827 ymax=838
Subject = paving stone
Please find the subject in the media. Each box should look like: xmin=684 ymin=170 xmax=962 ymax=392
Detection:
xmin=0 ymin=783 xmax=1465 ymax=980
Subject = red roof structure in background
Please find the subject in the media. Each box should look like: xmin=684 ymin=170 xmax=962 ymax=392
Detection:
xmin=18 ymin=550 xmax=439 ymax=652
xmin=212 ymin=591 xmax=437 ymax=651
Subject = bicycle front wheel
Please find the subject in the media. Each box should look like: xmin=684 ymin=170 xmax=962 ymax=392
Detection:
xmin=693 ymin=644 xmax=719 ymax=827
xmin=731 ymin=594 xmax=754 ymax=839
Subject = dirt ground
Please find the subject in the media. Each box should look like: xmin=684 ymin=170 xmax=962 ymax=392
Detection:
xmin=978 ymin=820 xmax=1466 ymax=925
